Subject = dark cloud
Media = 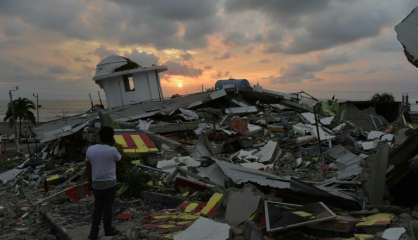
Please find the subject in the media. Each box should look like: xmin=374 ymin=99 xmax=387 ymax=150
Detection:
xmin=211 ymin=70 xmax=230 ymax=79
xmin=215 ymin=52 xmax=232 ymax=60
xmin=3 ymin=17 xmax=28 ymax=37
xmin=259 ymin=59 xmax=271 ymax=64
xmin=0 ymin=58 xmax=95 ymax=99
xmin=225 ymin=0 xmax=396 ymax=54
xmin=163 ymin=61 xmax=203 ymax=77
xmin=0 ymin=0 xmax=221 ymax=49
xmin=271 ymin=54 xmax=349 ymax=83
xmin=180 ymin=53 xmax=193 ymax=61
xmin=0 ymin=0 xmax=405 ymax=53
xmin=279 ymin=2 xmax=392 ymax=53
xmin=94 ymin=47 xmax=198 ymax=70
xmin=224 ymin=32 xmax=262 ymax=46
xmin=124 ymin=50 xmax=159 ymax=66
xmin=92 ymin=46 xmax=160 ymax=66
xmin=225 ymin=0 xmax=331 ymax=26
xmin=47 ymin=65 xmax=69 ymax=75
xmin=93 ymin=46 xmax=118 ymax=58
xmin=116 ymin=0 xmax=218 ymax=21
xmin=368 ymin=33 xmax=402 ymax=53
xmin=73 ymin=57 xmax=91 ymax=63
xmin=0 ymin=0 xmax=90 ymax=39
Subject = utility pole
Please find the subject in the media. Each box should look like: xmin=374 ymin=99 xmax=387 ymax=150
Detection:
xmin=88 ymin=93 xmax=94 ymax=110
xmin=33 ymin=92 xmax=40 ymax=125
xmin=9 ymin=86 xmax=19 ymax=153
xmin=97 ymin=91 xmax=103 ymax=107
xmin=313 ymin=103 xmax=325 ymax=177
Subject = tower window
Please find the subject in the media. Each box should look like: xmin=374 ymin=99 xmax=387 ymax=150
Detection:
xmin=123 ymin=75 xmax=135 ymax=92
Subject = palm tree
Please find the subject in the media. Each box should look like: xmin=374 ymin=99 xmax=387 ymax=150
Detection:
xmin=4 ymin=97 xmax=36 ymax=139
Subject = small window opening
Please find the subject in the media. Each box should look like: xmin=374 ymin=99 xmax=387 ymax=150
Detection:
xmin=123 ymin=75 xmax=135 ymax=92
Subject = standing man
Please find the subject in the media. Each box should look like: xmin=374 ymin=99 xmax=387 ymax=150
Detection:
xmin=86 ymin=126 xmax=121 ymax=240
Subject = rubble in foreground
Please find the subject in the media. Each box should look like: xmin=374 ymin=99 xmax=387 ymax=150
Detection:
xmin=1 ymin=86 xmax=418 ymax=240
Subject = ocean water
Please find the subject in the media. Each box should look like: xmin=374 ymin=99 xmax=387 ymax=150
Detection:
xmin=0 ymin=100 xmax=92 ymax=122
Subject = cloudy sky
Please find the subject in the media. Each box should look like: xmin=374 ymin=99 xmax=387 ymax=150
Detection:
xmin=0 ymin=0 xmax=417 ymax=101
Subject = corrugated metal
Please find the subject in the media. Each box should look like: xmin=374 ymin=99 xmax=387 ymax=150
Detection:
xmin=33 ymin=90 xmax=228 ymax=142
xmin=215 ymin=159 xmax=290 ymax=189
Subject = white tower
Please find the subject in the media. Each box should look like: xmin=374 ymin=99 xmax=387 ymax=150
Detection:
xmin=93 ymin=55 xmax=167 ymax=108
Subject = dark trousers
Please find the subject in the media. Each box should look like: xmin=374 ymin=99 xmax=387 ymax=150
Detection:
xmin=89 ymin=186 xmax=116 ymax=239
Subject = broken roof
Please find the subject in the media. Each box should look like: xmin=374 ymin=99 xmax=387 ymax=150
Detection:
xmin=215 ymin=159 xmax=291 ymax=189
xmin=33 ymin=89 xmax=228 ymax=142
xmin=93 ymin=55 xmax=167 ymax=81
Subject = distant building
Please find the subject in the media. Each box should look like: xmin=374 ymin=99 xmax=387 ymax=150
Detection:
xmin=93 ymin=55 xmax=167 ymax=108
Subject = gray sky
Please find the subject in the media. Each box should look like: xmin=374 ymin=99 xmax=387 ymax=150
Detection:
xmin=0 ymin=0 xmax=417 ymax=100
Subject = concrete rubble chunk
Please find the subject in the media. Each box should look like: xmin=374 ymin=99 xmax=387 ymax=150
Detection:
xmin=326 ymin=145 xmax=363 ymax=180
xmin=215 ymin=159 xmax=290 ymax=189
xmin=137 ymin=119 xmax=152 ymax=130
xmin=243 ymin=221 xmax=264 ymax=240
xmin=194 ymin=123 xmax=211 ymax=135
xmin=235 ymin=149 xmax=259 ymax=162
xmin=359 ymin=141 xmax=378 ymax=150
xmin=381 ymin=134 xmax=394 ymax=142
xmin=301 ymin=112 xmax=334 ymax=126
xmin=0 ymin=168 xmax=25 ymax=184
xmin=293 ymin=122 xmax=335 ymax=141
xmin=255 ymin=140 xmax=278 ymax=163
xmin=196 ymin=164 xmax=226 ymax=187
xmin=368 ymin=131 xmax=385 ymax=140
xmin=157 ymin=156 xmax=200 ymax=173
xmin=173 ymin=217 xmax=230 ymax=240
xmin=209 ymin=89 xmax=227 ymax=100
xmin=241 ymin=162 xmax=268 ymax=170
xmin=225 ymin=186 xmax=261 ymax=226
xmin=148 ymin=121 xmax=199 ymax=134
xmin=382 ymin=227 xmax=406 ymax=240
xmin=225 ymin=106 xmax=258 ymax=115
xmin=179 ymin=108 xmax=199 ymax=120
xmin=231 ymin=99 xmax=249 ymax=107
xmin=366 ymin=143 xmax=390 ymax=205
xmin=334 ymin=103 xmax=388 ymax=131
xmin=320 ymin=116 xmax=334 ymax=126
xmin=192 ymin=136 xmax=212 ymax=161
xmin=247 ymin=124 xmax=263 ymax=135
xmin=367 ymin=131 xmax=394 ymax=143
xmin=394 ymin=128 xmax=409 ymax=145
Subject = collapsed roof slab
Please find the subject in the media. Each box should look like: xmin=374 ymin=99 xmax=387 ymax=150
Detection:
xmin=396 ymin=6 xmax=418 ymax=68
xmin=33 ymin=89 xmax=228 ymax=142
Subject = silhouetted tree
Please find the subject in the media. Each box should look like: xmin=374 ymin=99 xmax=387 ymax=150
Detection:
xmin=371 ymin=93 xmax=395 ymax=104
xmin=370 ymin=93 xmax=397 ymax=122
xmin=4 ymin=97 xmax=36 ymax=139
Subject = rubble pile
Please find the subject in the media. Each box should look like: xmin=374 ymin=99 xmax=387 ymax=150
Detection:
xmin=1 ymin=86 xmax=418 ymax=239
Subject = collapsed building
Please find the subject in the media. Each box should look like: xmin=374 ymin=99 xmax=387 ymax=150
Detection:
xmin=1 ymin=53 xmax=418 ymax=240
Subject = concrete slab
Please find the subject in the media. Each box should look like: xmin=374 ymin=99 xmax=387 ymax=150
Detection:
xmin=225 ymin=187 xmax=261 ymax=226
xmin=174 ymin=217 xmax=230 ymax=240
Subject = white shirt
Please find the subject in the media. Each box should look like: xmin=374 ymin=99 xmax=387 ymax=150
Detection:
xmin=86 ymin=144 xmax=122 ymax=181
